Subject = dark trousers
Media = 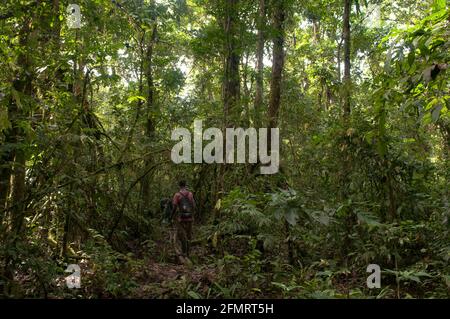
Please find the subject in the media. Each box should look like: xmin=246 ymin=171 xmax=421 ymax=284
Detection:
xmin=176 ymin=220 xmax=192 ymax=257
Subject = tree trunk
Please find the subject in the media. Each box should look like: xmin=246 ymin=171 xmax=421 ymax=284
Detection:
xmin=242 ymin=51 xmax=251 ymax=126
xmin=337 ymin=37 xmax=342 ymax=83
xmin=342 ymin=0 xmax=351 ymax=117
xmin=268 ymin=0 xmax=285 ymax=130
xmin=216 ymin=0 xmax=241 ymax=198
xmin=267 ymin=0 xmax=290 ymax=263
xmin=222 ymin=0 xmax=241 ymax=126
xmin=341 ymin=0 xmax=353 ymax=266
xmin=140 ymin=24 xmax=158 ymax=213
xmin=253 ymin=0 xmax=265 ymax=128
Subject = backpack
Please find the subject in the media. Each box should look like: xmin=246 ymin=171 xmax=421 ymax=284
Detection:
xmin=178 ymin=192 xmax=193 ymax=218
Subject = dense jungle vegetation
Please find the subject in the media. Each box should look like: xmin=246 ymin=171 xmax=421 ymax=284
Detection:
xmin=0 ymin=0 xmax=449 ymax=298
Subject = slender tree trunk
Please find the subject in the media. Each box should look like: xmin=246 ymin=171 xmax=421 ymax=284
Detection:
xmin=242 ymin=51 xmax=251 ymax=126
xmin=217 ymin=0 xmax=241 ymax=198
xmin=341 ymin=0 xmax=353 ymax=267
xmin=340 ymin=0 xmax=352 ymax=200
xmin=222 ymin=0 xmax=241 ymax=126
xmin=343 ymin=0 xmax=351 ymax=117
xmin=337 ymin=37 xmax=343 ymax=83
xmin=267 ymin=0 xmax=290 ymax=263
xmin=214 ymin=0 xmax=241 ymax=219
xmin=268 ymin=0 xmax=285 ymax=130
xmin=140 ymin=24 xmax=158 ymax=213
xmin=341 ymin=0 xmax=352 ymax=199
xmin=253 ymin=0 xmax=265 ymax=128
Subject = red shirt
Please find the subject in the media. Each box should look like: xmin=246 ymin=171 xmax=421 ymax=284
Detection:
xmin=172 ymin=188 xmax=195 ymax=221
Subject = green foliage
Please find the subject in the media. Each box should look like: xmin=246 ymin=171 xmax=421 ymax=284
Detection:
xmin=0 ymin=0 xmax=448 ymax=299
xmin=82 ymin=237 xmax=140 ymax=298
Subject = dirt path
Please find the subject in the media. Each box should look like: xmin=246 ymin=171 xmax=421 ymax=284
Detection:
xmin=130 ymin=227 xmax=218 ymax=298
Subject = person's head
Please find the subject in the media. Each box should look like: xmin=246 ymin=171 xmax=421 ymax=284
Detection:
xmin=178 ymin=180 xmax=187 ymax=189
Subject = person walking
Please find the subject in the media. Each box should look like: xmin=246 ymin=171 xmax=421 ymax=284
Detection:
xmin=171 ymin=180 xmax=195 ymax=257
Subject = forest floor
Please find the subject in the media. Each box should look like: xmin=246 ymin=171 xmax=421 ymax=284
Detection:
xmin=126 ymin=226 xmax=220 ymax=298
